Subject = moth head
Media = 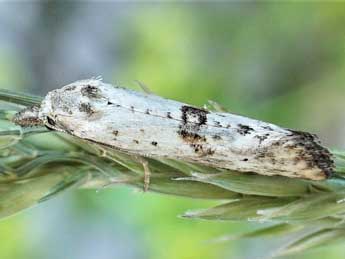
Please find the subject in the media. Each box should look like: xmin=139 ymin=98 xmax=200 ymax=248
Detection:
xmin=39 ymin=79 xmax=105 ymax=131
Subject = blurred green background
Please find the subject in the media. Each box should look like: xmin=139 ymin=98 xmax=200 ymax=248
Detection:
xmin=0 ymin=2 xmax=345 ymax=259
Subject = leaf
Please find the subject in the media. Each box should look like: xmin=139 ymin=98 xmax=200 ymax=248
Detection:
xmin=0 ymin=89 xmax=42 ymax=106
xmin=269 ymin=192 xmax=345 ymax=222
xmin=38 ymin=170 xmax=85 ymax=202
xmin=238 ymin=223 xmax=304 ymax=238
xmin=182 ymin=197 xmax=294 ymax=221
xmin=180 ymin=172 xmax=312 ymax=197
xmin=276 ymin=228 xmax=345 ymax=256
xmin=212 ymin=223 xmax=304 ymax=243
xmin=133 ymin=175 xmax=241 ymax=200
xmin=312 ymin=175 xmax=345 ymax=192
xmin=158 ymin=158 xmax=222 ymax=175
xmin=0 ymin=169 xmax=85 ymax=219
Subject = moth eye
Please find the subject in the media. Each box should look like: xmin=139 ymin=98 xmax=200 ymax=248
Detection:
xmin=46 ymin=116 xmax=56 ymax=126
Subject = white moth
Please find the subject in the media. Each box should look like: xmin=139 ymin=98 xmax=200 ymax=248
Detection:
xmin=14 ymin=79 xmax=334 ymax=181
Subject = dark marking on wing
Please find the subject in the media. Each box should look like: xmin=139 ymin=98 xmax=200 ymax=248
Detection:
xmin=190 ymin=143 xmax=215 ymax=156
xmin=237 ymin=124 xmax=254 ymax=136
xmin=262 ymin=125 xmax=273 ymax=131
xmin=178 ymin=130 xmax=206 ymax=142
xmin=64 ymin=85 xmax=77 ymax=91
xmin=212 ymin=135 xmax=222 ymax=140
xmin=79 ymin=103 xmax=95 ymax=115
xmin=181 ymin=105 xmax=209 ymax=127
xmin=214 ymin=121 xmax=221 ymax=127
xmin=287 ymin=130 xmax=334 ymax=178
xmin=255 ymin=133 xmax=270 ymax=144
xmin=81 ymin=85 xmax=102 ymax=99
xmin=178 ymin=106 xmax=214 ymax=156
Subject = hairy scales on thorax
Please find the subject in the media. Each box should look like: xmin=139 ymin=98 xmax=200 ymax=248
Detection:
xmin=13 ymin=79 xmax=334 ymax=180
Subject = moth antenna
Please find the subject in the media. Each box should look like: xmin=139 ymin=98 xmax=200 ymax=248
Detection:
xmin=92 ymin=75 xmax=103 ymax=81
xmin=208 ymin=100 xmax=229 ymax=113
xmin=134 ymin=80 xmax=154 ymax=95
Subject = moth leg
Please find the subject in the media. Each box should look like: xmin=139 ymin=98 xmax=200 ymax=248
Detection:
xmin=138 ymin=157 xmax=151 ymax=192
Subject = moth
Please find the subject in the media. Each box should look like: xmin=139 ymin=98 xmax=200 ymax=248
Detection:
xmin=14 ymin=79 xmax=334 ymax=181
